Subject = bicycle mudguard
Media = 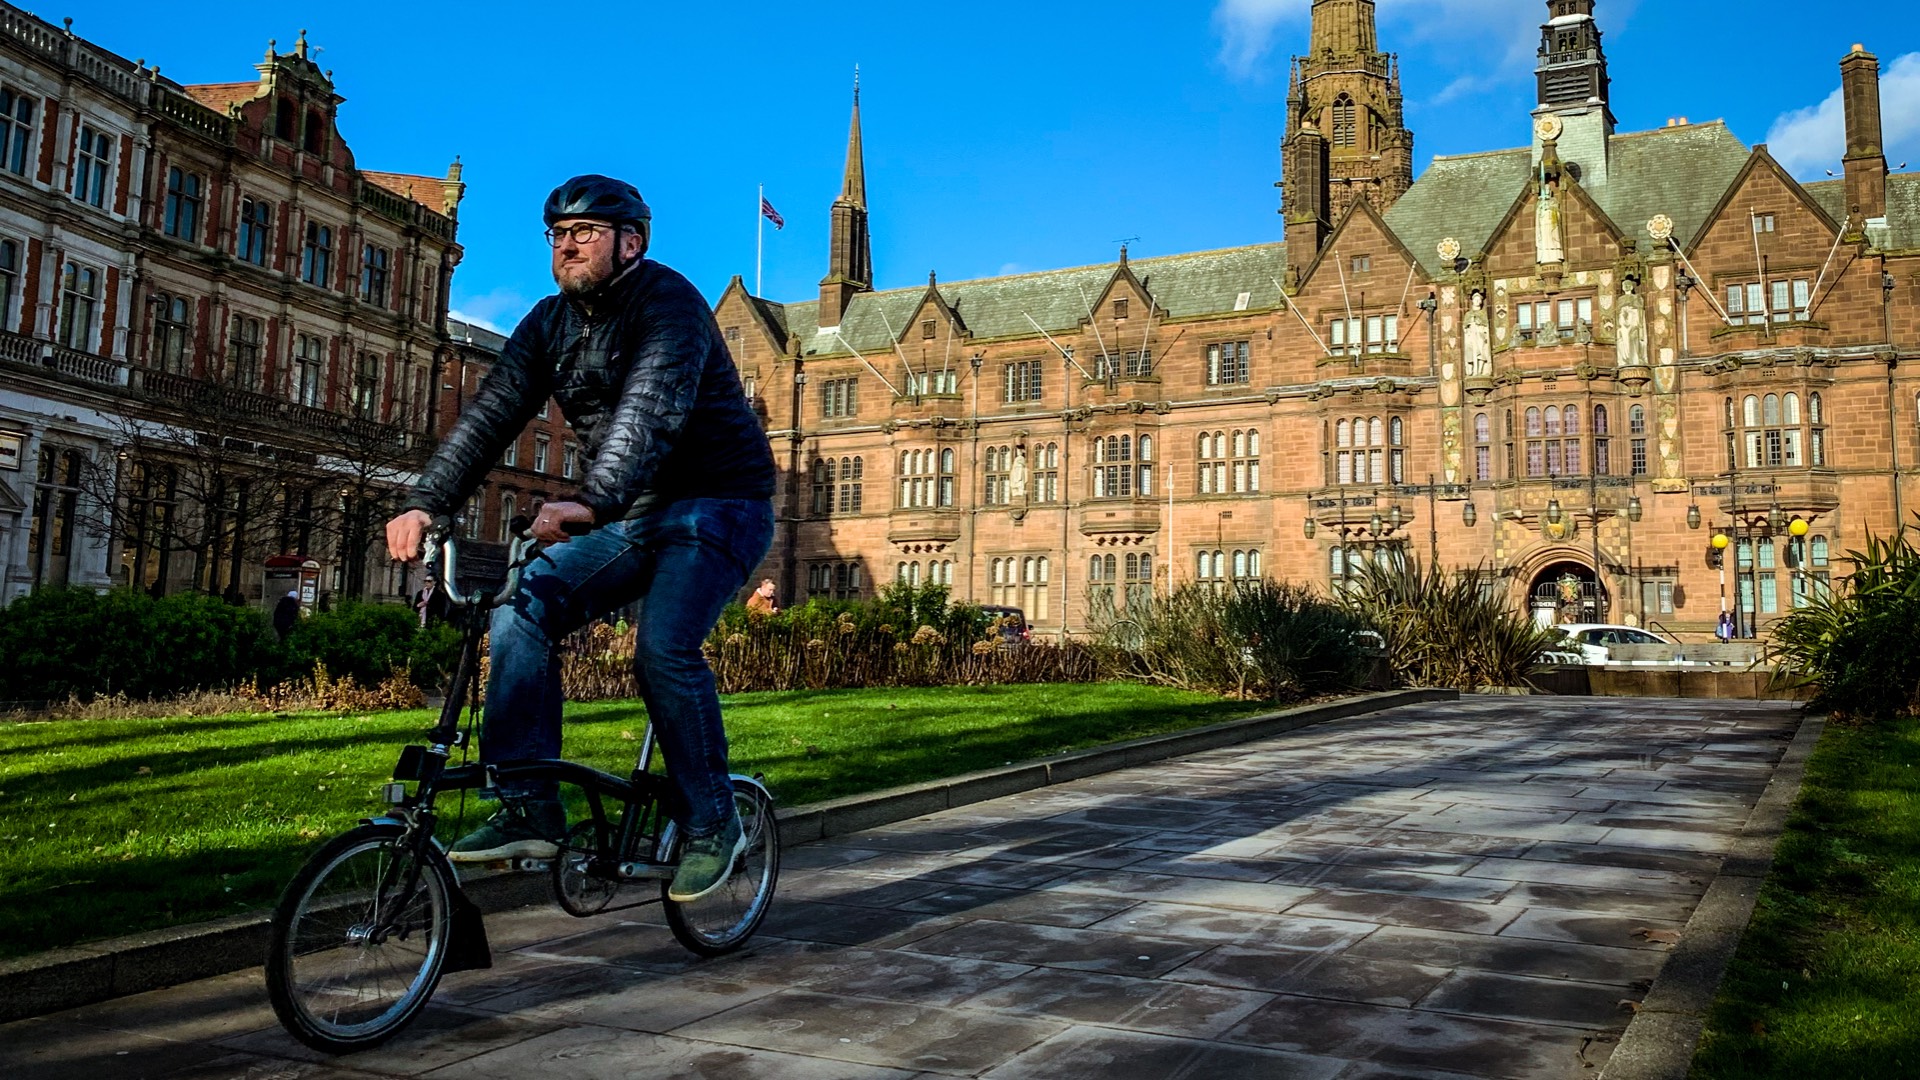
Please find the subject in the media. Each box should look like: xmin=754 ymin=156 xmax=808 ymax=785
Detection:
xmin=443 ymin=880 xmax=493 ymax=973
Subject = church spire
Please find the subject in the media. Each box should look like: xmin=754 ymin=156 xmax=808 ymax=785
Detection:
xmin=820 ymin=67 xmax=873 ymax=327
xmin=1279 ymin=0 xmax=1412 ymax=275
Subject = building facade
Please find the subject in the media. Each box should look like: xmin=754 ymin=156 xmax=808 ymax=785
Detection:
xmin=715 ymin=0 xmax=1920 ymax=642
xmin=0 ymin=7 xmax=463 ymax=609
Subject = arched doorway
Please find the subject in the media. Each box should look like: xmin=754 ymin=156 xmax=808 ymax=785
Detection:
xmin=1528 ymin=560 xmax=1608 ymax=627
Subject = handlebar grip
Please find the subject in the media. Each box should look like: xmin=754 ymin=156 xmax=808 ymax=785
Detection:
xmin=560 ymin=519 xmax=594 ymax=536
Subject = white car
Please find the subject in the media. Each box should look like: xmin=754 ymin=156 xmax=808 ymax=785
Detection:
xmin=1551 ymin=623 xmax=1672 ymax=664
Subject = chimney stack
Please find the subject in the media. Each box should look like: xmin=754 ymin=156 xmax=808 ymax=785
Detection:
xmin=1841 ymin=43 xmax=1888 ymax=223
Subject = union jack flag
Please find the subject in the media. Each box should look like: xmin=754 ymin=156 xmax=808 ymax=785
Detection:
xmin=760 ymin=197 xmax=784 ymax=230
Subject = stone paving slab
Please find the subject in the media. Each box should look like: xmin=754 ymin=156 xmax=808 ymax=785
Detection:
xmin=0 ymin=696 xmax=1804 ymax=1079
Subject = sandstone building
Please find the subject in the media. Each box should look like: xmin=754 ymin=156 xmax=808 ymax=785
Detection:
xmin=711 ymin=0 xmax=1920 ymax=641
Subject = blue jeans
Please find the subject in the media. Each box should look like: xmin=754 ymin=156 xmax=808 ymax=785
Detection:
xmin=482 ymin=497 xmax=774 ymax=836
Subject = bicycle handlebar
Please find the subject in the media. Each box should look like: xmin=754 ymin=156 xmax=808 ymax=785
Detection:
xmin=421 ymin=522 xmax=550 ymax=610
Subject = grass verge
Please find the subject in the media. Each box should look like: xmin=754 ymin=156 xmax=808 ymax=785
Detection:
xmin=1691 ymin=717 xmax=1920 ymax=1078
xmin=0 ymin=682 xmax=1264 ymax=959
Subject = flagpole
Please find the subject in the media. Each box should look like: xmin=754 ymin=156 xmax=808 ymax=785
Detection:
xmin=756 ymin=183 xmax=764 ymax=297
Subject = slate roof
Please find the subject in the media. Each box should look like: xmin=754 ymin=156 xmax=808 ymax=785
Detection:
xmin=1384 ymin=121 xmax=1753 ymax=273
xmin=447 ymin=317 xmax=508 ymax=352
xmin=1806 ymin=172 xmax=1920 ymax=252
xmin=791 ymin=244 xmax=1290 ymax=359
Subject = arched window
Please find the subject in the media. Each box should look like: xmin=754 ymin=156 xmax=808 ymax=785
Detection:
xmin=1544 ymin=406 xmax=1562 ymax=438
xmin=938 ymin=448 xmax=955 ymax=507
xmin=1743 ymin=394 xmax=1761 ymax=428
xmin=1526 ymin=407 xmax=1543 ymax=437
xmin=1474 ymin=412 xmax=1492 ymax=482
xmin=1331 ymin=93 xmax=1357 ymax=148
xmin=1629 ymin=404 xmax=1648 ymax=477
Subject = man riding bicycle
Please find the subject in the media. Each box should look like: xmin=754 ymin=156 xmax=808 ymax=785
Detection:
xmin=384 ymin=175 xmax=776 ymax=902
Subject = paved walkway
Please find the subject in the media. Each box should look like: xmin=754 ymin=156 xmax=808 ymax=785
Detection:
xmin=4 ymin=696 xmax=1802 ymax=1080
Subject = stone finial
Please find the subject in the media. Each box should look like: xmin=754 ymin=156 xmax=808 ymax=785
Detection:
xmin=296 ymin=29 xmax=309 ymax=59
xmin=267 ymin=39 xmax=277 ymax=61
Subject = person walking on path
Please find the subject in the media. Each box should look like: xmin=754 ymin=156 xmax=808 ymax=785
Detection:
xmin=383 ymin=175 xmax=776 ymax=903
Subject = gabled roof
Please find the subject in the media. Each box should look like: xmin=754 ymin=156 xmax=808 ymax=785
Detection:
xmin=1385 ymin=121 xmax=1752 ymax=273
xmin=1685 ymin=145 xmax=1841 ymax=254
xmin=788 ymin=243 xmax=1290 ymax=360
xmin=182 ymin=82 xmax=261 ymax=114
xmin=1298 ymin=197 xmax=1427 ymax=290
xmin=717 ymin=276 xmax=792 ymax=353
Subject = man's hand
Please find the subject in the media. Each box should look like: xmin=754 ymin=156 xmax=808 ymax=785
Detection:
xmin=532 ymin=501 xmax=595 ymax=543
xmin=386 ymin=509 xmax=435 ymax=562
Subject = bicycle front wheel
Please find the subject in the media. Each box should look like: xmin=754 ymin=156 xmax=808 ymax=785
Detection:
xmin=266 ymin=822 xmax=455 ymax=1053
xmin=662 ymin=779 xmax=780 ymax=956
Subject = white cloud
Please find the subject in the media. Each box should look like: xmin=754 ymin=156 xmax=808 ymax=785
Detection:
xmin=1213 ymin=0 xmax=1311 ymax=80
xmin=1768 ymin=51 xmax=1920 ymax=179
xmin=446 ymin=286 xmax=533 ymax=334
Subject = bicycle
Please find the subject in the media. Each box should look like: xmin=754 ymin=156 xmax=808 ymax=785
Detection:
xmin=265 ymin=523 xmax=780 ymax=1053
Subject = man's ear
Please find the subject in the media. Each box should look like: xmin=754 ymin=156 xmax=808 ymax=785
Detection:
xmin=624 ymin=222 xmax=650 ymax=260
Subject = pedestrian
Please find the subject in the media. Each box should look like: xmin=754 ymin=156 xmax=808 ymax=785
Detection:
xmin=273 ymin=589 xmax=301 ymax=639
xmin=384 ymin=174 xmax=776 ymax=904
xmin=1716 ymin=609 xmax=1734 ymax=641
xmin=746 ymin=578 xmax=778 ymax=616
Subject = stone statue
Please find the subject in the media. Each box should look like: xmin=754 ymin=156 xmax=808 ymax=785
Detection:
xmin=1536 ymin=172 xmax=1565 ymax=265
xmin=1616 ymin=278 xmax=1648 ymax=368
xmin=1008 ymin=447 xmax=1029 ymax=500
xmin=1462 ymin=290 xmax=1492 ymax=378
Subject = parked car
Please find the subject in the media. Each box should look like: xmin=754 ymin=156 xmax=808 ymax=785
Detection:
xmin=1551 ymin=623 xmax=1673 ymax=664
xmin=978 ymin=605 xmax=1031 ymax=647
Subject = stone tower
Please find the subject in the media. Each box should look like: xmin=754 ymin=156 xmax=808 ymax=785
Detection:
xmin=1280 ymin=0 xmax=1414 ymax=269
xmin=819 ymin=72 xmax=873 ymax=327
xmin=1532 ymin=0 xmax=1615 ymax=187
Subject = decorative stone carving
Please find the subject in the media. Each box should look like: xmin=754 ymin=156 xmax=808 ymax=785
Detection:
xmin=1647 ymin=214 xmax=1674 ymax=244
xmin=1616 ymin=277 xmax=1649 ymax=369
xmin=1437 ymin=237 xmax=1462 ymax=263
xmin=1462 ymin=290 xmax=1492 ymax=379
xmin=1536 ymin=155 xmax=1566 ymax=265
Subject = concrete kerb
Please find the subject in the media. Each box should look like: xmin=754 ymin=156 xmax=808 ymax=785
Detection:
xmin=1598 ymin=709 xmax=1825 ymax=1080
xmin=0 ymin=686 xmax=1452 ymax=1024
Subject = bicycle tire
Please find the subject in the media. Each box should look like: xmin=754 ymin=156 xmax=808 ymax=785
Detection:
xmin=661 ymin=779 xmax=780 ymax=956
xmin=266 ymin=822 xmax=455 ymax=1053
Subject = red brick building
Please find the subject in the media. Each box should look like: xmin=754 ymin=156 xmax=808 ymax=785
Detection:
xmin=713 ymin=0 xmax=1920 ymax=641
xmin=0 ymin=9 xmax=463 ymax=608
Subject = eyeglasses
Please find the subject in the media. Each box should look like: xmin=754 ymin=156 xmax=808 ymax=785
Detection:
xmin=544 ymin=222 xmax=621 ymax=247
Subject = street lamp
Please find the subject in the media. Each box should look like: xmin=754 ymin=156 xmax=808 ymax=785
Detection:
xmin=1546 ymin=498 xmax=1563 ymax=526
xmin=1687 ymin=503 xmax=1702 ymax=530
xmin=1369 ymin=509 xmax=1384 ymax=537
xmin=1303 ymin=516 xmax=1317 ymax=540
xmin=1627 ymin=496 xmax=1643 ymax=523
xmin=1462 ymin=501 xmax=1478 ymax=527
xmin=1712 ymin=531 xmax=1732 ymax=636
xmin=1768 ymin=501 xmax=1785 ymax=532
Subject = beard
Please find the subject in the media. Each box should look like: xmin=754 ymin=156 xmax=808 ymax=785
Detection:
xmin=554 ymin=250 xmax=617 ymax=296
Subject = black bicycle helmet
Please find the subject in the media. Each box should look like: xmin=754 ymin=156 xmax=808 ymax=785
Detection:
xmin=543 ymin=174 xmax=651 ymax=226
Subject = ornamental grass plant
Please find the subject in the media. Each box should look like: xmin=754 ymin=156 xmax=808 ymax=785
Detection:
xmin=1089 ymin=580 xmax=1373 ymax=701
xmin=1339 ymin=558 xmax=1565 ymax=691
xmin=1766 ymin=529 xmax=1920 ymax=720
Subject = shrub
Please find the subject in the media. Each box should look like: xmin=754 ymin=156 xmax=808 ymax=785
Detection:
xmin=1341 ymin=558 xmax=1564 ymax=691
xmin=0 ymin=587 xmax=276 ymax=703
xmin=279 ymin=601 xmax=421 ymax=687
xmin=1767 ymin=531 xmax=1920 ymax=719
xmin=1091 ymin=581 xmax=1371 ymax=702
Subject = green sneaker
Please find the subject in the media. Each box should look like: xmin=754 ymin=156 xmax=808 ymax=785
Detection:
xmin=448 ymin=799 xmax=565 ymax=863
xmin=668 ymin=814 xmax=746 ymax=902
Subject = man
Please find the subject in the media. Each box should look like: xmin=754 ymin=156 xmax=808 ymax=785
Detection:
xmin=273 ymin=590 xmax=301 ymax=640
xmin=384 ymin=175 xmax=776 ymax=902
xmin=745 ymin=578 xmax=778 ymax=616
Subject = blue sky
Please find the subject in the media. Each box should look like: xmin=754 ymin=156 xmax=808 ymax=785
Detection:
xmin=74 ymin=0 xmax=1920 ymax=331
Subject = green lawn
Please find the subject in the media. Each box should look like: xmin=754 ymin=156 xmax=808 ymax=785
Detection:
xmin=1692 ymin=717 xmax=1920 ymax=1077
xmin=0 ymin=682 xmax=1264 ymax=959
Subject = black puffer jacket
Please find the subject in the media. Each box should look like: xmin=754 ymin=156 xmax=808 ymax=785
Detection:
xmin=406 ymin=259 xmax=775 ymax=524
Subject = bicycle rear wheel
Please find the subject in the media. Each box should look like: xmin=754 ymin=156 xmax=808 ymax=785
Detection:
xmin=266 ymin=822 xmax=455 ymax=1053
xmin=661 ymin=779 xmax=779 ymax=956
